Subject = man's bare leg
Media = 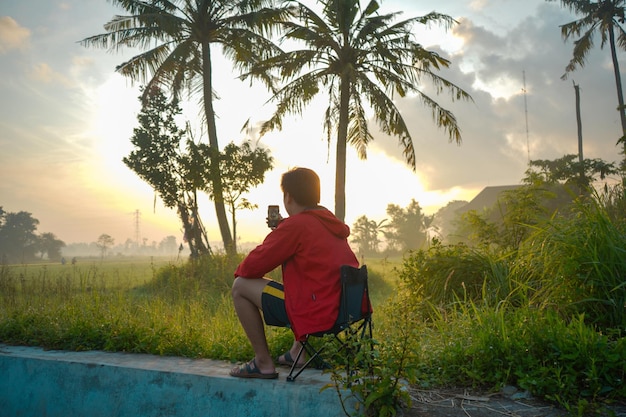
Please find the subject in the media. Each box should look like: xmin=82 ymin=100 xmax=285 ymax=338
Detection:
xmin=277 ymin=340 xmax=307 ymax=366
xmin=231 ymin=276 xmax=276 ymax=374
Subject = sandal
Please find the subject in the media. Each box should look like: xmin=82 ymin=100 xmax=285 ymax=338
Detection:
xmin=229 ymin=359 xmax=278 ymax=379
xmin=276 ymin=351 xmax=306 ymax=368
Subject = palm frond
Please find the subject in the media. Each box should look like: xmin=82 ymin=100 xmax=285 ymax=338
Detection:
xmin=114 ymin=42 xmax=173 ymax=83
xmin=415 ymin=89 xmax=463 ymax=145
xmin=563 ymin=25 xmax=597 ymax=76
xmin=259 ymin=71 xmax=324 ymax=136
xmin=617 ymin=23 xmax=626 ymax=49
xmin=224 ymin=1 xmax=295 ymax=37
xmin=555 ymin=0 xmax=626 ymax=78
xmin=347 ymin=94 xmax=373 ymax=160
xmin=356 ymin=76 xmax=415 ymax=168
xmin=323 ymin=83 xmax=340 ymax=146
xmin=550 ymin=0 xmax=597 ymax=15
xmin=282 ymin=18 xmax=339 ymax=53
xmin=222 ymin=28 xmax=283 ymax=69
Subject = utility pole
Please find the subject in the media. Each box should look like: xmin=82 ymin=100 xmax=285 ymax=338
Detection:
xmin=573 ymin=81 xmax=585 ymax=190
xmin=573 ymin=81 xmax=583 ymax=164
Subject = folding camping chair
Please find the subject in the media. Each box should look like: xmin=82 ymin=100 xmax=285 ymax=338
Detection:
xmin=286 ymin=264 xmax=373 ymax=382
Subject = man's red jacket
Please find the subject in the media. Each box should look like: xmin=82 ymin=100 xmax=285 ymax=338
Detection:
xmin=235 ymin=207 xmax=358 ymax=341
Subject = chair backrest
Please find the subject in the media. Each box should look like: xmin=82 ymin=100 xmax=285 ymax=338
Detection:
xmin=336 ymin=265 xmax=372 ymax=330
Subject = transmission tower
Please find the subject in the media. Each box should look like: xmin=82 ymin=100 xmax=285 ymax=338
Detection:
xmin=523 ymin=70 xmax=530 ymax=164
xmin=133 ymin=209 xmax=141 ymax=248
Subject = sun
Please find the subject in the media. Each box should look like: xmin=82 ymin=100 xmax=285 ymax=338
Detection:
xmin=81 ymin=74 xmax=182 ymax=243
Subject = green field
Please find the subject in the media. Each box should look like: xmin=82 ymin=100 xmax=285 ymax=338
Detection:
xmin=4 ymin=256 xmax=177 ymax=289
xmin=1 ymin=246 xmax=625 ymax=415
xmin=0 ymin=255 xmax=400 ymax=357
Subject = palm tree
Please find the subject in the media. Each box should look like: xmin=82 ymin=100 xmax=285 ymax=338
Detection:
xmin=80 ymin=0 xmax=290 ymax=254
xmin=246 ymin=0 xmax=472 ymax=221
xmin=351 ymin=215 xmax=386 ymax=256
xmin=547 ymin=0 xmax=626 ymax=156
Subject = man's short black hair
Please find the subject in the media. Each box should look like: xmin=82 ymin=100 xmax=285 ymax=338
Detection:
xmin=281 ymin=167 xmax=320 ymax=207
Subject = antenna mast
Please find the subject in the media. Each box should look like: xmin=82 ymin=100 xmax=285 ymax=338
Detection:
xmin=523 ymin=70 xmax=530 ymax=164
xmin=134 ymin=209 xmax=141 ymax=248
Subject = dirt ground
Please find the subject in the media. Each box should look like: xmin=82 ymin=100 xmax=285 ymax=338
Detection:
xmin=403 ymin=387 xmax=626 ymax=417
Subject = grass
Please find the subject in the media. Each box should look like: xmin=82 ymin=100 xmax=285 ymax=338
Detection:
xmin=1 ymin=192 xmax=625 ymax=417
xmin=0 ymin=256 xmax=246 ymax=358
xmin=391 ymin=192 xmax=626 ymax=414
xmin=0 ymin=255 xmax=400 ymax=361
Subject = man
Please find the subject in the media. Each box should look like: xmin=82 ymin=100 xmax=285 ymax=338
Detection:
xmin=230 ymin=167 xmax=359 ymax=379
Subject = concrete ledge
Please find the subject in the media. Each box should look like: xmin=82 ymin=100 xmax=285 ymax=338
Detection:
xmin=0 ymin=344 xmax=356 ymax=417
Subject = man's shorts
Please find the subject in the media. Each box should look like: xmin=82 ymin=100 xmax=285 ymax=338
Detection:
xmin=261 ymin=281 xmax=290 ymax=328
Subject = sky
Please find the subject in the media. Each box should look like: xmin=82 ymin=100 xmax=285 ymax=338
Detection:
xmin=1 ymin=0 xmax=624 ymax=249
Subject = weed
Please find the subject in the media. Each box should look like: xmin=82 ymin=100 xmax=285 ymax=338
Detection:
xmin=1 ymin=210 xmax=626 ymax=417
xmin=328 ymin=302 xmax=416 ymax=417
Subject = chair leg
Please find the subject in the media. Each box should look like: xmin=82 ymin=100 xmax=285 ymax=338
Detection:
xmin=286 ymin=338 xmax=329 ymax=382
xmin=286 ymin=342 xmax=305 ymax=382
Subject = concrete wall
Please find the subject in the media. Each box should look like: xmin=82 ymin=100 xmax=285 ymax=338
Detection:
xmin=0 ymin=345 xmax=356 ymax=417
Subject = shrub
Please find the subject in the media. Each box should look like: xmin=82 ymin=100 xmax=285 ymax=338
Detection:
xmin=515 ymin=195 xmax=626 ymax=330
xmin=397 ymin=242 xmax=514 ymax=312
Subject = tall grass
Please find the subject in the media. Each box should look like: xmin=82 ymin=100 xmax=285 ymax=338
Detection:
xmin=0 ymin=255 xmax=394 ymax=362
xmin=394 ymin=189 xmax=626 ymax=412
xmin=2 ymin=185 xmax=625 ymax=415
xmin=515 ymin=195 xmax=626 ymax=330
xmin=0 ymin=256 xmax=251 ymax=359
xmin=397 ymin=243 xmax=521 ymax=318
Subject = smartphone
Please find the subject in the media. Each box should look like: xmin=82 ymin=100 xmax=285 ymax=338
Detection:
xmin=267 ymin=205 xmax=281 ymax=228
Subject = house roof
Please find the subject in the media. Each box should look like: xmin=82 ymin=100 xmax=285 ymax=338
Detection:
xmin=456 ymin=185 xmax=522 ymax=214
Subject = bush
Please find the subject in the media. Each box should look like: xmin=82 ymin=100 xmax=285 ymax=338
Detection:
xmin=397 ymin=243 xmax=514 ymax=312
xmin=515 ymin=195 xmax=626 ymax=330
xmin=392 ymin=188 xmax=626 ymax=412
xmin=398 ymin=300 xmax=626 ymax=412
xmin=145 ymin=253 xmax=244 ymax=300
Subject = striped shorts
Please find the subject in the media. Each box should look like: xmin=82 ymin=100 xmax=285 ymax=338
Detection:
xmin=261 ymin=280 xmax=290 ymax=328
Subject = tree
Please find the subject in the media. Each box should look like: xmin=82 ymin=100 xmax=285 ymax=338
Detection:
xmin=247 ymin=0 xmax=471 ymax=220
xmin=123 ymin=86 xmax=211 ymax=258
xmin=547 ymin=0 xmax=626 ymax=156
xmin=81 ymin=0 xmax=290 ymax=254
xmin=351 ymin=215 xmax=386 ymax=256
xmin=526 ymin=154 xmax=617 ymax=189
xmin=0 ymin=210 xmax=39 ymax=263
xmin=194 ymin=141 xmax=273 ymax=253
xmin=432 ymin=200 xmax=467 ymax=243
xmin=158 ymin=235 xmax=178 ymax=254
xmin=96 ymin=233 xmax=115 ymax=258
xmin=456 ymin=155 xmax=619 ymax=250
xmin=37 ymin=232 xmax=66 ymax=261
xmin=383 ymin=199 xmax=428 ymax=253
xmin=96 ymin=234 xmax=115 ymax=259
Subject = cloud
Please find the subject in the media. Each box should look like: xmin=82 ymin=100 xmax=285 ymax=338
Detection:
xmin=28 ymin=62 xmax=72 ymax=86
xmin=468 ymin=0 xmax=489 ymax=12
xmin=0 ymin=16 xmax=30 ymax=54
xmin=367 ymin=2 xmax=623 ymax=193
xmin=452 ymin=18 xmax=506 ymax=59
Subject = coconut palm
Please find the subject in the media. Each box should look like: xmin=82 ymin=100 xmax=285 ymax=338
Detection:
xmin=80 ymin=0 xmax=290 ymax=253
xmin=246 ymin=0 xmax=471 ymax=221
xmin=547 ymin=0 xmax=626 ymax=156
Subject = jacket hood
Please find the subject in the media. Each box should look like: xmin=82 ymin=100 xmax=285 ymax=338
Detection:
xmin=302 ymin=206 xmax=350 ymax=238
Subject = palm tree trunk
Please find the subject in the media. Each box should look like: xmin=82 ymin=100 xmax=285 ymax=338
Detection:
xmin=334 ymin=74 xmax=351 ymax=222
xmin=202 ymin=42 xmax=234 ymax=254
xmin=231 ymin=203 xmax=237 ymax=254
xmin=609 ymin=23 xmax=626 ymax=156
